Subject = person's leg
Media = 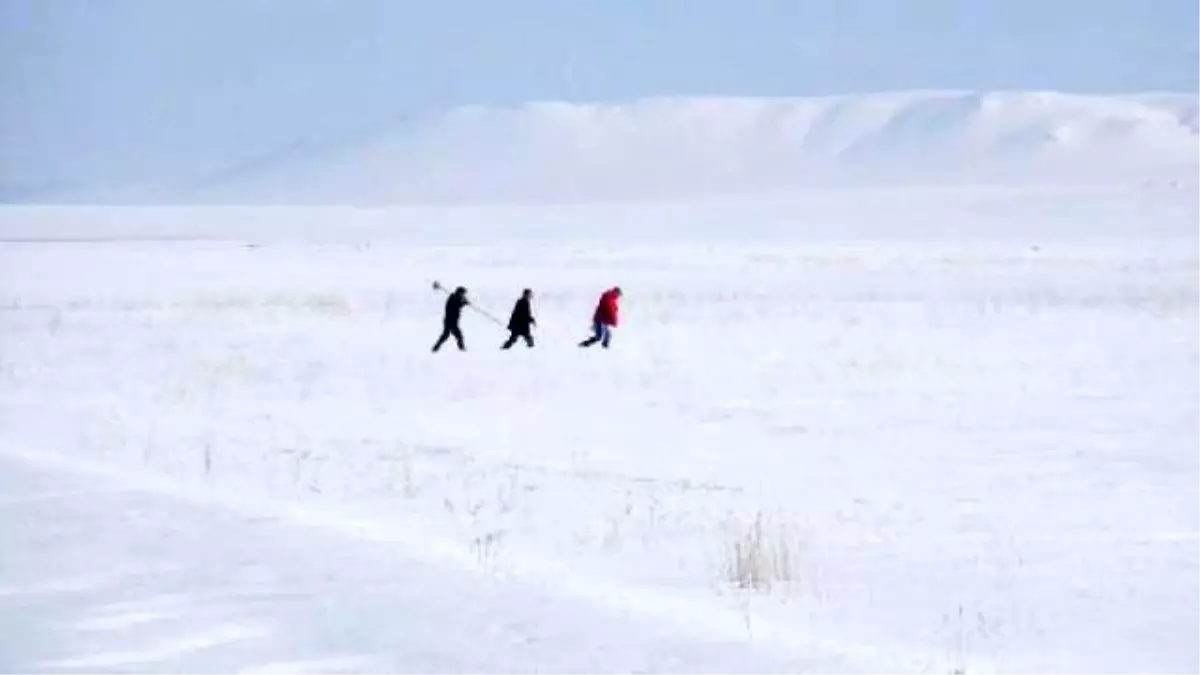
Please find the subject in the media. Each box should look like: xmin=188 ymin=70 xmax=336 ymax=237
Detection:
xmin=501 ymin=332 xmax=517 ymax=349
xmin=579 ymin=320 xmax=603 ymax=347
xmin=522 ymin=331 xmax=535 ymax=348
xmin=432 ymin=327 xmax=451 ymax=352
xmin=451 ymin=326 xmax=466 ymax=350
xmin=600 ymin=323 xmax=612 ymax=348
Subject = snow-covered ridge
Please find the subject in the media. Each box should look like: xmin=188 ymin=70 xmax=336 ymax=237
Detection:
xmin=44 ymin=91 xmax=1200 ymax=203
xmin=188 ymin=90 xmax=1196 ymax=204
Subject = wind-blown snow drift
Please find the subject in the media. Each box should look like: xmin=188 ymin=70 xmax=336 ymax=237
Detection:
xmin=79 ymin=91 xmax=1200 ymax=203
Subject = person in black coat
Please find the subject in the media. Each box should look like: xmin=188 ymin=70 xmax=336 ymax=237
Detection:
xmin=502 ymin=288 xmax=536 ymax=349
xmin=432 ymin=286 xmax=469 ymax=352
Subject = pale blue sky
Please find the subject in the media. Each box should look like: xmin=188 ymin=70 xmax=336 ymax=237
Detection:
xmin=1 ymin=0 xmax=1196 ymax=195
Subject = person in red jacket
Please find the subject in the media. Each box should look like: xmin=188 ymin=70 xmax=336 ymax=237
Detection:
xmin=579 ymin=286 xmax=622 ymax=349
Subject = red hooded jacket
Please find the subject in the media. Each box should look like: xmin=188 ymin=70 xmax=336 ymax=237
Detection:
xmin=593 ymin=288 xmax=620 ymax=326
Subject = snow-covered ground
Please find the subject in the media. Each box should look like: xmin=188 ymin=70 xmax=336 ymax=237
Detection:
xmin=1 ymin=187 xmax=1197 ymax=672
xmin=0 ymin=451 xmax=821 ymax=673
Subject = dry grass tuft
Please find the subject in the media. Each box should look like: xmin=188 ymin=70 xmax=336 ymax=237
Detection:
xmin=724 ymin=512 xmax=798 ymax=592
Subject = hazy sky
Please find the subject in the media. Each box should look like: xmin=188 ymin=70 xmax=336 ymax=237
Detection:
xmin=1 ymin=0 xmax=1196 ymax=193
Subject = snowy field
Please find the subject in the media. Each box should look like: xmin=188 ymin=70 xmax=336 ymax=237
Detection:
xmin=0 ymin=188 xmax=1197 ymax=672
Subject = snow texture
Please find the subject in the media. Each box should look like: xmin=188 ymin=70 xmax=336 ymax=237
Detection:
xmin=0 ymin=183 xmax=1196 ymax=671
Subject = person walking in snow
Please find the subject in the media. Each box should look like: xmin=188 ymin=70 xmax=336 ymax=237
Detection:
xmin=502 ymin=288 xmax=537 ymax=349
xmin=579 ymin=286 xmax=621 ymax=349
xmin=432 ymin=286 xmax=469 ymax=352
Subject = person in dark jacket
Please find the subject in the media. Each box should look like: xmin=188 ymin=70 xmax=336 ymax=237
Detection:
xmin=432 ymin=286 xmax=469 ymax=352
xmin=579 ymin=286 xmax=621 ymax=349
xmin=502 ymin=288 xmax=536 ymax=349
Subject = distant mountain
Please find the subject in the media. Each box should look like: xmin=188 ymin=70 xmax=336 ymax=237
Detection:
xmin=22 ymin=91 xmax=1200 ymax=204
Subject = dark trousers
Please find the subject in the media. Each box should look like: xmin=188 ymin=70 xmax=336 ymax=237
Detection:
xmin=502 ymin=328 xmax=534 ymax=349
xmin=432 ymin=323 xmax=465 ymax=351
xmin=578 ymin=320 xmax=612 ymax=348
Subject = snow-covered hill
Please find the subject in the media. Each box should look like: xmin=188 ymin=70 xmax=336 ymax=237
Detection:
xmin=167 ymin=90 xmax=1198 ymax=204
